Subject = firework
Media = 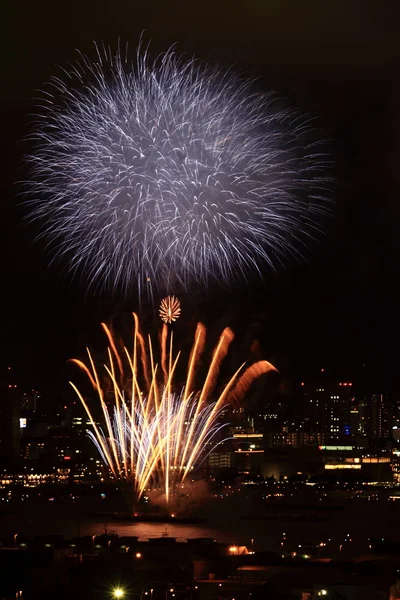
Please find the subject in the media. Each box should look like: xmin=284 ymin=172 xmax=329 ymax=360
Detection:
xmin=70 ymin=315 xmax=277 ymax=508
xmin=27 ymin=44 xmax=329 ymax=298
xmin=159 ymin=295 xmax=181 ymax=324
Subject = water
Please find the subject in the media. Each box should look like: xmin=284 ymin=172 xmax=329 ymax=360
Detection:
xmin=1 ymin=492 xmax=400 ymax=557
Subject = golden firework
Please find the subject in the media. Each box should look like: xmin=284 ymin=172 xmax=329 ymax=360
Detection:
xmin=159 ymin=295 xmax=181 ymax=324
xmin=69 ymin=315 xmax=278 ymax=510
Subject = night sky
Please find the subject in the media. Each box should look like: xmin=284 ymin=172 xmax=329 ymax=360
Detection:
xmin=2 ymin=1 xmax=400 ymax=395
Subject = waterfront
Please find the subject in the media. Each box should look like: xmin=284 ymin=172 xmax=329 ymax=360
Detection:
xmin=2 ymin=489 xmax=400 ymax=558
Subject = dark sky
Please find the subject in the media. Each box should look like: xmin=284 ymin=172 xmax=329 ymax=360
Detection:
xmin=2 ymin=1 xmax=400 ymax=394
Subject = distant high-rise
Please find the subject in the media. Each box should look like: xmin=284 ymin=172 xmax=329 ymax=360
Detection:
xmin=0 ymin=368 xmax=21 ymax=459
xmin=302 ymin=381 xmax=353 ymax=440
xmin=21 ymin=390 xmax=41 ymax=413
xmin=359 ymin=394 xmax=395 ymax=440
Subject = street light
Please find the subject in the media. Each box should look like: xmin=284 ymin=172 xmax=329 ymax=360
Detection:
xmin=113 ymin=589 xmax=125 ymax=598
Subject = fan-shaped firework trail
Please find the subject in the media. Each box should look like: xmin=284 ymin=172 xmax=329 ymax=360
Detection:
xmin=27 ymin=44 xmax=329 ymax=298
xmin=159 ymin=295 xmax=181 ymax=324
xmin=70 ymin=315 xmax=278 ymax=509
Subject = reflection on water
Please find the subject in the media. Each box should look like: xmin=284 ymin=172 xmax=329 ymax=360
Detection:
xmin=1 ymin=493 xmax=399 ymax=557
xmin=80 ymin=521 xmax=229 ymax=543
xmin=0 ymin=501 xmax=231 ymax=543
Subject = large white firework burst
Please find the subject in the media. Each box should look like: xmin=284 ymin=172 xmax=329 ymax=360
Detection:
xmin=27 ymin=44 xmax=329 ymax=298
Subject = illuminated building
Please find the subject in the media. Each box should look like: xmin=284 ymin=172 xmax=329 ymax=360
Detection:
xmin=207 ymin=451 xmax=234 ymax=472
xmin=21 ymin=390 xmax=41 ymax=412
xmin=23 ymin=440 xmax=45 ymax=460
xmin=319 ymin=446 xmax=393 ymax=481
xmin=302 ymin=381 xmax=353 ymax=440
xmin=264 ymin=431 xmax=326 ymax=448
xmin=349 ymin=406 xmax=360 ymax=436
xmin=0 ymin=468 xmax=70 ymax=487
xmin=392 ymin=450 xmax=400 ymax=482
xmin=0 ymin=369 xmax=21 ymax=459
xmin=230 ymin=432 xmax=263 ymax=474
xmin=358 ymin=394 xmax=396 ymax=440
xmin=392 ymin=427 xmax=400 ymax=443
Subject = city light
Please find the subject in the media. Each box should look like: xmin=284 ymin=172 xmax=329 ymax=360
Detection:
xmin=112 ymin=589 xmax=125 ymax=599
xmin=324 ymin=464 xmax=361 ymax=470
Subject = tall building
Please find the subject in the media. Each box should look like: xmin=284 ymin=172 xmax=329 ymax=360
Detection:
xmin=302 ymin=381 xmax=353 ymax=440
xmin=21 ymin=390 xmax=41 ymax=413
xmin=0 ymin=375 xmax=21 ymax=460
xmin=358 ymin=394 xmax=395 ymax=440
xmin=264 ymin=430 xmax=326 ymax=448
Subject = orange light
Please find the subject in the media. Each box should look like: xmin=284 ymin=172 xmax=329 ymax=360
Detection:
xmin=135 ymin=552 xmax=142 ymax=558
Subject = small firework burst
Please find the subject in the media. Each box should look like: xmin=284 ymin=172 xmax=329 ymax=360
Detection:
xmin=159 ymin=295 xmax=181 ymax=324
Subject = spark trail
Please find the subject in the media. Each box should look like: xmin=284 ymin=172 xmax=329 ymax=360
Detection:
xmin=70 ymin=315 xmax=277 ymax=509
xmin=27 ymin=44 xmax=329 ymax=299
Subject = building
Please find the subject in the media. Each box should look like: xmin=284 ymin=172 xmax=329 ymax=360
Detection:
xmin=391 ymin=449 xmax=400 ymax=482
xmin=302 ymin=381 xmax=353 ymax=440
xmin=20 ymin=390 xmax=41 ymax=413
xmin=0 ymin=383 xmax=21 ymax=460
xmin=264 ymin=431 xmax=326 ymax=449
xmin=358 ymin=394 xmax=396 ymax=440
xmin=319 ymin=445 xmax=393 ymax=482
xmin=232 ymin=432 xmax=264 ymax=475
xmin=207 ymin=451 xmax=234 ymax=473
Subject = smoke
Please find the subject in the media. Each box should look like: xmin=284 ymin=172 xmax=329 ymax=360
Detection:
xmin=147 ymin=479 xmax=212 ymax=513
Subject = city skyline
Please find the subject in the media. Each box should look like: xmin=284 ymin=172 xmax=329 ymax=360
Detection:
xmin=3 ymin=4 xmax=400 ymax=599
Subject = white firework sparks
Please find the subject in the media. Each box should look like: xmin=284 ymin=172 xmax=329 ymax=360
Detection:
xmin=27 ymin=44 xmax=330 ymax=298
